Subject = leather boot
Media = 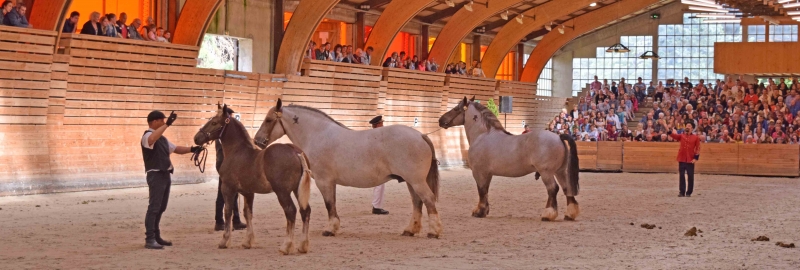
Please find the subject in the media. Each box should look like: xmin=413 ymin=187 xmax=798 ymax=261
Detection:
xmin=233 ymin=222 xmax=248 ymax=230
xmin=145 ymin=239 xmax=163 ymax=250
xmin=214 ymin=223 xmax=225 ymax=231
xmin=155 ymin=235 xmax=172 ymax=246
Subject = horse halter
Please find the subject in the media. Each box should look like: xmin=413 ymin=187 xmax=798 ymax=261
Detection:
xmin=443 ymin=103 xmax=469 ymax=127
xmin=206 ymin=114 xmax=231 ymax=142
xmin=256 ymin=111 xmax=285 ymax=147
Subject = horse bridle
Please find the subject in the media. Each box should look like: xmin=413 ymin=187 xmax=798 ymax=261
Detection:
xmin=255 ymin=111 xmax=285 ymax=147
xmin=206 ymin=114 xmax=231 ymax=141
xmin=442 ymin=102 xmax=469 ymax=127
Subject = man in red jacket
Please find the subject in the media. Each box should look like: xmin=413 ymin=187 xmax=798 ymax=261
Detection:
xmin=670 ymin=123 xmax=701 ymax=197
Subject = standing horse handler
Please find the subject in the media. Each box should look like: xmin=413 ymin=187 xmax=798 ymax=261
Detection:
xmin=369 ymin=116 xmax=391 ymax=215
xmin=670 ymin=124 xmax=701 ymax=197
xmin=141 ymin=110 xmax=202 ymax=249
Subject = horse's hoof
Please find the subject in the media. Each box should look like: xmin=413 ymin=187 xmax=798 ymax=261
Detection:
xmin=427 ymin=233 xmax=439 ymax=239
xmin=242 ymin=243 xmax=252 ymax=249
xmin=297 ymin=241 xmax=309 ymax=254
xmin=401 ymin=231 xmax=415 ymax=237
xmin=322 ymin=231 xmax=335 ymax=237
xmin=218 ymin=244 xmax=228 ymax=249
xmin=541 ymin=217 xmax=552 ymax=222
xmin=564 ymin=216 xmax=575 ymax=221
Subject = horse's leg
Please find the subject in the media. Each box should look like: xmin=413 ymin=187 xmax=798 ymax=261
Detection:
xmin=540 ymin=174 xmax=560 ymax=221
xmin=240 ymin=193 xmax=255 ymax=249
xmin=294 ymin=191 xmax=311 ymax=253
xmin=555 ymin=170 xmax=580 ymax=221
xmin=401 ymin=183 xmax=423 ymax=237
xmin=218 ymin=184 xmax=236 ymax=249
xmin=276 ymin=191 xmax=297 ymax=255
xmin=472 ymin=171 xmax=493 ymax=218
xmin=408 ymin=179 xmax=442 ymax=239
xmin=316 ymin=179 xmax=340 ymax=236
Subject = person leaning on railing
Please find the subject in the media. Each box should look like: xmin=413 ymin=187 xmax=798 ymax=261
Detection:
xmin=3 ymin=2 xmax=31 ymax=28
xmin=62 ymin=11 xmax=80 ymax=33
xmin=80 ymin=12 xmax=102 ymax=36
xmin=127 ymin=18 xmax=144 ymax=40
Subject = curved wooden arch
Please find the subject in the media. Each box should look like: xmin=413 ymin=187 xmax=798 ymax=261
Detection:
xmin=426 ymin=0 xmax=525 ymax=70
xmin=274 ymin=0 xmax=340 ymax=74
xmin=365 ymin=0 xmax=436 ymax=66
xmin=481 ymin=0 xmax=597 ymax=78
xmin=521 ymin=0 xmax=662 ymax=82
xmin=29 ymin=0 xmax=71 ymax=31
xmin=172 ymin=0 xmax=224 ymax=46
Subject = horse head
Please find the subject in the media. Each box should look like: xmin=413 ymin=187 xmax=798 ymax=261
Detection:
xmin=194 ymin=103 xmax=235 ymax=145
xmin=438 ymin=96 xmax=475 ymax=129
xmin=254 ymin=99 xmax=286 ymax=148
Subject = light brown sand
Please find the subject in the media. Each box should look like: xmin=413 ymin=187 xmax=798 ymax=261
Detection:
xmin=1 ymin=170 xmax=798 ymax=269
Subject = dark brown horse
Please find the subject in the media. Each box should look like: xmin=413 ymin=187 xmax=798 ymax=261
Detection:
xmin=194 ymin=104 xmax=312 ymax=255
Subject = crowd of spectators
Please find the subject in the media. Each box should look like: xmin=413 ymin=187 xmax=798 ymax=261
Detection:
xmin=548 ymin=75 xmax=800 ymax=144
xmin=305 ymin=41 xmax=441 ymax=72
xmin=444 ymin=60 xmax=487 ymax=78
xmin=60 ymin=10 xmax=170 ymax=42
xmin=2 ymin=1 xmax=30 ymax=28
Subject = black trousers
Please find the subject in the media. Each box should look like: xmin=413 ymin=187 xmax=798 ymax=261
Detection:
xmin=145 ymin=171 xmax=171 ymax=240
xmin=215 ymin=180 xmax=241 ymax=224
xmin=678 ymin=162 xmax=695 ymax=196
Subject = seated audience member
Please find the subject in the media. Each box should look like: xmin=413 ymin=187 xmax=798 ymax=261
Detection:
xmin=162 ymin=31 xmax=172 ymax=43
xmin=127 ymin=18 xmax=144 ymax=40
xmin=4 ymin=3 xmax=31 ymax=28
xmin=382 ymin=52 xmax=398 ymax=67
xmin=103 ymin=14 xmax=120 ymax=38
xmin=1 ymin=1 xmax=10 ymax=23
xmin=116 ymin=12 xmax=128 ymax=39
xmin=145 ymin=25 xmax=157 ymax=41
xmin=62 ymin=11 xmax=80 ymax=33
xmin=427 ymin=58 xmax=439 ymax=72
xmin=471 ymin=62 xmax=486 ymax=78
xmin=156 ymin=27 xmax=168 ymax=42
xmin=80 ymin=12 xmax=102 ymax=36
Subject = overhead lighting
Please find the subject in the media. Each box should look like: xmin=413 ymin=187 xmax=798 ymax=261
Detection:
xmin=681 ymin=0 xmax=724 ymax=9
xmin=558 ymin=25 xmax=565 ymax=34
xmin=545 ymin=22 xmax=553 ymax=31
xmin=475 ymin=26 xmax=486 ymax=33
xmin=639 ymin=51 xmax=660 ymax=60
xmin=702 ymin=19 xmax=741 ymax=23
xmin=777 ymin=0 xmax=794 ymax=3
xmin=606 ymin=43 xmax=630 ymax=53
xmin=694 ymin=13 xmax=735 ymax=18
xmin=445 ymin=0 xmax=455 ymax=7
xmin=589 ymin=2 xmax=597 ymax=7
xmin=501 ymin=10 xmax=509 ymax=20
xmin=359 ymin=4 xmax=370 ymax=11
xmin=515 ymin=14 xmax=524 ymax=24
xmin=784 ymin=2 xmax=800 ymax=8
xmin=688 ymin=6 xmax=729 ymax=13
xmin=787 ymin=11 xmax=800 ymax=16
xmin=464 ymin=1 xmax=474 ymax=12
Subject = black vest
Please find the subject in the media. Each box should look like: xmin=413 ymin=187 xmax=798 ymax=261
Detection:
xmin=141 ymin=130 xmax=173 ymax=173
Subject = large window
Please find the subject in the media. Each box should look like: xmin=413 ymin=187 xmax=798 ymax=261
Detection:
xmin=572 ymin=36 xmax=654 ymax=96
xmin=747 ymin=25 xmax=766 ymax=42
xmin=537 ymin=58 xmax=553 ymax=97
xmin=657 ymin=14 xmax=741 ymax=86
xmin=770 ymin=25 xmax=798 ymax=42
xmin=198 ymin=34 xmax=253 ymax=72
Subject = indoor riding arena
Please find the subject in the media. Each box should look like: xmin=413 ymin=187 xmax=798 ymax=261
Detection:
xmin=1 ymin=0 xmax=799 ymax=269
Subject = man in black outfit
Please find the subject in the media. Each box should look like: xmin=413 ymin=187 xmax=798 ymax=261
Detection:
xmin=214 ymin=139 xmax=248 ymax=231
xmin=141 ymin=110 xmax=201 ymax=249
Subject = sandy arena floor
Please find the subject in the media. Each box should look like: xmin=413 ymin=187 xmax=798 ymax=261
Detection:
xmin=1 ymin=169 xmax=799 ymax=269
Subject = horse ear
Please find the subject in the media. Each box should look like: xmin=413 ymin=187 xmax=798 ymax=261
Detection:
xmin=462 ymin=97 xmax=468 ymax=105
xmin=470 ymin=95 xmax=476 ymax=102
xmin=217 ymin=102 xmax=221 ymax=109
xmin=276 ymin=99 xmax=283 ymax=112
xmin=222 ymin=104 xmax=229 ymax=116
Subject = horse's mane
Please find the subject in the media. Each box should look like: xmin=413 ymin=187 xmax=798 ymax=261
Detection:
xmin=286 ymin=105 xmax=352 ymax=130
xmin=471 ymin=102 xmax=512 ymax=135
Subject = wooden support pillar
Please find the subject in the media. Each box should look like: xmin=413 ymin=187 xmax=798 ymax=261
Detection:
xmin=272 ymin=0 xmax=285 ymax=72
xmin=356 ymin=12 xmax=366 ymax=49
xmin=472 ymin=35 xmax=481 ymax=64
xmin=421 ymin=25 xmax=429 ymax=60
xmin=515 ymin=43 xmax=524 ymax=81
xmin=168 ymin=0 xmax=178 ymax=34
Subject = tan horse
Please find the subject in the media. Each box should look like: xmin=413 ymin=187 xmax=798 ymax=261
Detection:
xmin=194 ymin=104 xmax=312 ymax=255
xmin=438 ymin=97 xmax=580 ymax=221
xmin=254 ymin=99 xmax=442 ymax=238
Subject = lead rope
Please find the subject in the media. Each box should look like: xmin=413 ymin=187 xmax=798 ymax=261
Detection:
xmin=190 ymin=143 xmax=209 ymax=173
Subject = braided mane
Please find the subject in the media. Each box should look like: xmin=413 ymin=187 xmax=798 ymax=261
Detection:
xmin=471 ymin=102 xmax=512 ymax=135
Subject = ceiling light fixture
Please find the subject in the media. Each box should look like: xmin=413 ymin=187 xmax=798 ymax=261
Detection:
xmin=639 ymin=50 xmax=661 ymax=59
xmin=545 ymin=22 xmax=553 ymax=31
xmin=606 ymin=43 xmax=630 ymax=53
xmin=687 ymin=6 xmax=729 ymax=13
xmin=701 ymin=19 xmax=741 ymax=23
xmin=516 ymin=14 xmax=524 ymax=24
xmin=589 ymin=2 xmax=597 ymax=7
xmin=681 ymin=0 xmax=724 ymax=9
xmin=359 ymin=4 xmax=370 ymax=11
xmin=464 ymin=1 xmax=474 ymax=12
xmin=787 ymin=11 xmax=800 ymax=16
xmin=501 ymin=10 xmax=509 ymax=20
xmin=445 ymin=0 xmax=455 ymax=7
xmin=783 ymin=2 xmax=800 ymax=8
xmin=694 ymin=13 xmax=735 ymax=18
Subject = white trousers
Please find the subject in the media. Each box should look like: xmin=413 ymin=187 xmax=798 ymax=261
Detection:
xmin=372 ymin=184 xmax=385 ymax=209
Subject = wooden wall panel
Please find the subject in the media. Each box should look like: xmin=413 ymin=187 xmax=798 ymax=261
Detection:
xmin=622 ymin=142 xmax=678 ymax=173
xmin=252 ymin=74 xmax=286 ymax=126
xmin=695 ymin=143 xmax=738 ymax=175
xmin=0 ymin=26 xmax=56 ymax=125
xmin=496 ymin=80 xmax=567 ymax=131
xmin=597 ymin=141 xmax=623 ymax=171
xmin=382 ymin=68 xmax=447 ymax=133
xmin=575 ymin=141 xmax=597 ymax=170
xmin=714 ymin=42 xmax=800 ymax=76
xmin=738 ymin=144 xmax=799 ymax=177
xmin=221 ymin=71 xmax=260 ymax=128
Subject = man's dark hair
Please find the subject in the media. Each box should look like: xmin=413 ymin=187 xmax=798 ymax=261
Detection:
xmin=70 ymin=11 xmax=80 ymax=18
xmin=15 ymin=3 xmax=24 ymax=9
xmin=366 ymin=46 xmax=373 ymax=51
xmin=1 ymin=1 xmax=11 ymax=9
xmin=106 ymin=13 xmax=116 ymax=20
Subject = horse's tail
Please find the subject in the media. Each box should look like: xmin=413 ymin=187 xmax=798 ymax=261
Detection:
xmin=421 ymin=134 xmax=440 ymax=201
xmin=559 ymin=134 xmax=580 ymax=196
xmin=297 ymin=152 xmax=312 ymax=210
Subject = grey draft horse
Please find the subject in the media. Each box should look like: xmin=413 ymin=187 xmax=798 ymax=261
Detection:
xmin=254 ymin=99 xmax=442 ymax=238
xmin=438 ymin=96 xmax=580 ymax=221
xmin=194 ymin=104 xmax=313 ymax=254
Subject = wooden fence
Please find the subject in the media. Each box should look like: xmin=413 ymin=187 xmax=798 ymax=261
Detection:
xmin=575 ymin=141 xmax=800 ymax=177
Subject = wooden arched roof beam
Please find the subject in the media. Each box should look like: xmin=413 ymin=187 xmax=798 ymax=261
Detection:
xmin=172 ymin=0 xmax=224 ymax=46
xmin=481 ymin=0 xmax=599 ymax=78
xmin=274 ymin=0 xmax=340 ymax=74
xmin=29 ymin=0 xmax=71 ymax=31
xmin=364 ymin=0 xmax=437 ymax=65
xmin=427 ymin=0 xmax=531 ymax=70
xmin=521 ymin=0 xmax=666 ymax=82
